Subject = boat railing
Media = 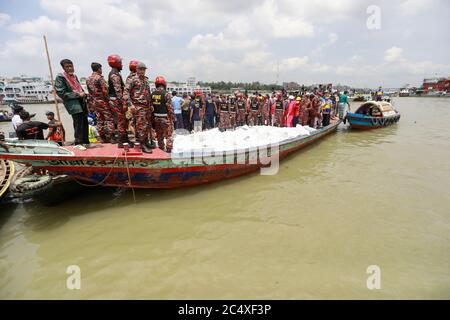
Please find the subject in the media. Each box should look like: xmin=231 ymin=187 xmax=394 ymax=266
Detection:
xmin=0 ymin=140 xmax=74 ymax=156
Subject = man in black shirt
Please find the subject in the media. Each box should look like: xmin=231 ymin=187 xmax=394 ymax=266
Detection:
xmin=16 ymin=111 xmax=61 ymax=141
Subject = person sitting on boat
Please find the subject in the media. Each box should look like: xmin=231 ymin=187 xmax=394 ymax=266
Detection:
xmin=45 ymin=111 xmax=65 ymax=146
xmin=16 ymin=111 xmax=62 ymax=141
xmin=55 ymin=59 xmax=90 ymax=146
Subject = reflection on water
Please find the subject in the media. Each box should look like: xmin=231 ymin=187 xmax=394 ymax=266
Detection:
xmin=1 ymin=98 xmax=450 ymax=299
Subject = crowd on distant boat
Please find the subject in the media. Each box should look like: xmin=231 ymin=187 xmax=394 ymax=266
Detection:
xmin=2 ymin=55 xmax=352 ymax=154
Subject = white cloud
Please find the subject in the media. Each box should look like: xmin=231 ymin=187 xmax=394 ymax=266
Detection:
xmin=187 ymin=33 xmax=260 ymax=52
xmin=0 ymin=12 xmax=11 ymax=26
xmin=384 ymin=46 xmax=404 ymax=63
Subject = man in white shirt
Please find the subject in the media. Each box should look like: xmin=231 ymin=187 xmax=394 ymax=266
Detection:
xmin=11 ymin=104 xmax=24 ymax=131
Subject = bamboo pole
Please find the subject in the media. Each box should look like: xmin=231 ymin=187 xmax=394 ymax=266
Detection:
xmin=43 ymin=35 xmax=63 ymax=136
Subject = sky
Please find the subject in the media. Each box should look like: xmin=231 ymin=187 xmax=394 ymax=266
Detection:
xmin=0 ymin=0 xmax=449 ymax=88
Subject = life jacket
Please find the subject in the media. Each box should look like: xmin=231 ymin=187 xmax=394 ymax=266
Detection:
xmin=251 ymin=101 xmax=259 ymax=111
xmin=275 ymin=100 xmax=284 ymax=111
xmin=88 ymin=125 xmax=97 ymax=143
xmin=229 ymin=101 xmax=237 ymax=113
xmin=219 ymin=101 xmax=228 ymax=112
xmin=152 ymin=89 xmax=168 ymax=116
xmin=237 ymin=100 xmax=245 ymax=110
xmin=108 ymin=69 xmax=124 ymax=98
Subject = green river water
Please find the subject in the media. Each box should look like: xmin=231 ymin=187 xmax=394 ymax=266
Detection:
xmin=1 ymin=97 xmax=449 ymax=299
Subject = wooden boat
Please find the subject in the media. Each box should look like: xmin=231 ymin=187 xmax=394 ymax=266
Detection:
xmin=345 ymin=101 xmax=400 ymax=130
xmin=0 ymin=159 xmax=15 ymax=198
xmin=0 ymin=120 xmax=340 ymax=189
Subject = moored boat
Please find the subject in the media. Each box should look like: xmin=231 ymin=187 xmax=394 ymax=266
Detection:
xmin=0 ymin=120 xmax=341 ymax=189
xmin=345 ymin=101 xmax=400 ymax=130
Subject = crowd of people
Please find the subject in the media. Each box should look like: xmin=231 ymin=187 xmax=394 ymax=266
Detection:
xmin=171 ymin=89 xmax=350 ymax=135
xmin=6 ymin=55 xmax=352 ymax=154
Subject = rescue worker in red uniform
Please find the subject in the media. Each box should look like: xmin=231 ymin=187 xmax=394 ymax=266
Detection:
xmin=272 ymin=93 xmax=285 ymax=127
xmin=247 ymin=96 xmax=260 ymax=126
xmin=228 ymin=95 xmax=237 ymax=129
xmin=86 ymin=62 xmax=114 ymax=142
xmin=123 ymin=62 xmax=152 ymax=153
xmin=152 ymin=76 xmax=174 ymax=153
xmin=261 ymin=95 xmax=271 ymax=126
xmin=127 ymin=60 xmax=138 ymax=82
xmin=300 ymin=94 xmax=310 ymax=126
xmin=107 ymin=54 xmax=128 ymax=146
xmin=218 ymin=94 xmax=230 ymax=131
xmin=235 ymin=93 xmax=247 ymax=127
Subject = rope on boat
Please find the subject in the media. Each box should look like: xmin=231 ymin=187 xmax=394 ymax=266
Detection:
xmin=124 ymin=151 xmax=136 ymax=203
xmin=71 ymin=153 xmax=121 ymax=187
xmin=71 ymin=151 xmax=137 ymax=203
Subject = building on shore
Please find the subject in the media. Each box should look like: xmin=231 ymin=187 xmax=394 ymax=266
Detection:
xmin=422 ymin=77 xmax=450 ymax=93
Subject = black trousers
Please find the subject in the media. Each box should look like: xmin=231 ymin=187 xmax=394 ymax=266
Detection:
xmin=72 ymin=112 xmax=89 ymax=145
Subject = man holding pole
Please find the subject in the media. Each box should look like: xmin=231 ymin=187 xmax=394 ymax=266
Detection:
xmin=55 ymin=59 xmax=90 ymax=146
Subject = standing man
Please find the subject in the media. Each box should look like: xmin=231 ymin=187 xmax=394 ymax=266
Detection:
xmin=338 ymin=91 xmax=350 ymax=120
xmin=236 ymin=93 xmax=247 ymax=127
xmin=190 ymin=89 xmax=204 ymax=133
xmin=107 ymin=54 xmax=128 ymax=146
xmin=171 ymin=91 xmax=184 ymax=130
xmin=204 ymin=93 xmax=216 ymax=130
xmin=228 ymin=95 xmax=237 ymax=129
xmin=86 ymin=62 xmax=114 ymax=143
xmin=272 ymin=92 xmax=285 ymax=127
xmin=55 ymin=59 xmax=89 ymax=146
xmin=261 ymin=95 xmax=271 ymax=126
xmin=152 ymin=76 xmax=174 ymax=153
xmin=181 ymin=94 xmax=192 ymax=132
xmin=127 ymin=60 xmax=139 ymax=82
xmin=218 ymin=94 xmax=230 ymax=131
xmin=123 ymin=62 xmax=153 ymax=153
xmin=247 ymin=96 xmax=260 ymax=126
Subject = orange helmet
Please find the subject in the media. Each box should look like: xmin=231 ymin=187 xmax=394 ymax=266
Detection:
xmin=107 ymin=54 xmax=122 ymax=69
xmin=155 ymin=76 xmax=166 ymax=87
xmin=129 ymin=60 xmax=139 ymax=72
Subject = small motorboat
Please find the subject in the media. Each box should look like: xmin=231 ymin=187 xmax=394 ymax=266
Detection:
xmin=345 ymin=101 xmax=400 ymax=130
xmin=0 ymin=110 xmax=13 ymax=122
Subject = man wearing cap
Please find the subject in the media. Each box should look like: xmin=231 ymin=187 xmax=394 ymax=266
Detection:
xmin=55 ymin=59 xmax=89 ymax=145
xmin=46 ymin=111 xmax=65 ymax=145
xmin=86 ymin=62 xmax=114 ymax=143
xmin=123 ymin=62 xmax=153 ymax=153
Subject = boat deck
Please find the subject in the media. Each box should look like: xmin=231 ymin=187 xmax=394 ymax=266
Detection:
xmin=65 ymin=143 xmax=171 ymax=160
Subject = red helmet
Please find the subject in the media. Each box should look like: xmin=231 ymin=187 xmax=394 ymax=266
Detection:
xmin=107 ymin=54 xmax=122 ymax=69
xmin=129 ymin=60 xmax=139 ymax=72
xmin=155 ymin=76 xmax=166 ymax=87
xmin=194 ymin=89 xmax=202 ymax=97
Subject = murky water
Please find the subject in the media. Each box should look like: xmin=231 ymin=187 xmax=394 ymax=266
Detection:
xmin=1 ymin=98 xmax=450 ymax=299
